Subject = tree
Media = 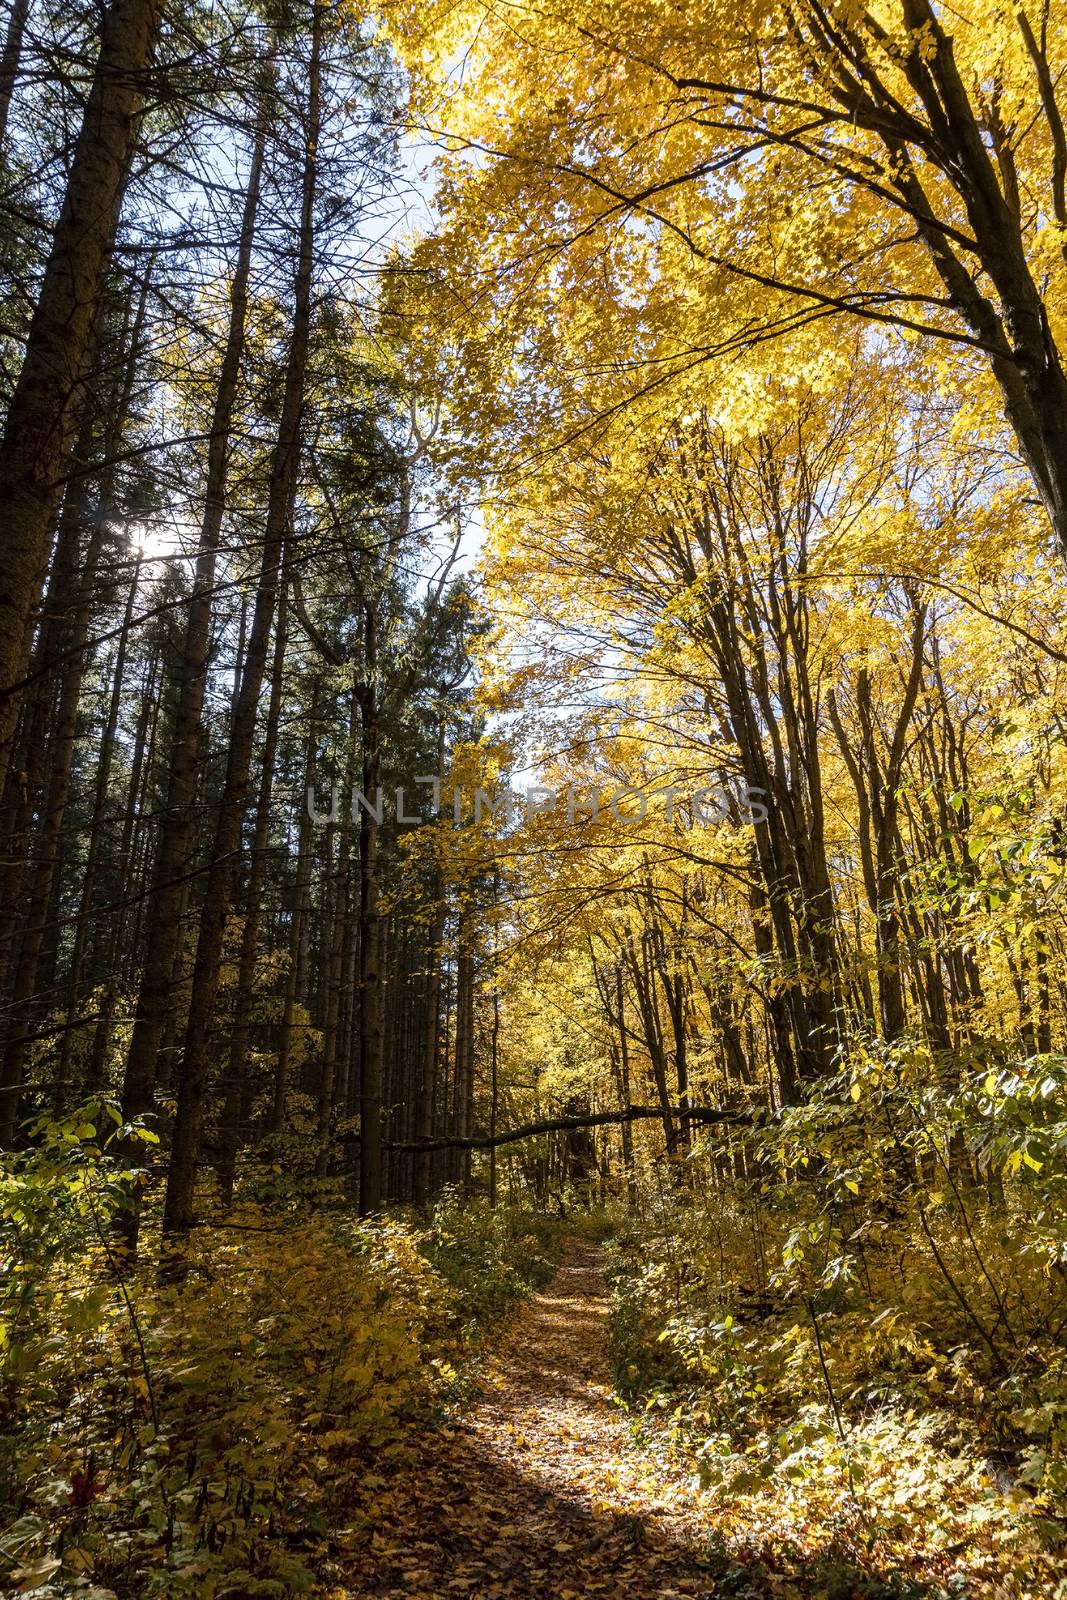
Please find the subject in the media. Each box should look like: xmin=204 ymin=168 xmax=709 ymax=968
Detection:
xmin=0 ymin=0 xmax=160 ymax=790
xmin=385 ymin=0 xmax=1067 ymax=568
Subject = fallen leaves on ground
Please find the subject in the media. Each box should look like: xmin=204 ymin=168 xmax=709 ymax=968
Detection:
xmin=325 ymin=1242 xmax=724 ymax=1599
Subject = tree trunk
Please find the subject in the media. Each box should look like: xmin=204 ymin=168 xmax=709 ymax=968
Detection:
xmin=272 ymin=728 xmax=317 ymax=1136
xmin=54 ymin=552 xmax=142 ymax=1109
xmin=121 ymin=58 xmax=273 ymax=1134
xmin=161 ymin=5 xmax=321 ymax=1240
xmin=358 ymin=621 xmax=384 ymax=1215
xmin=216 ymin=587 xmax=288 ymax=1203
xmin=0 ymin=0 xmax=160 ymax=792
xmin=0 ymin=0 xmax=30 ymax=149
xmin=316 ymin=680 xmax=356 ymax=1177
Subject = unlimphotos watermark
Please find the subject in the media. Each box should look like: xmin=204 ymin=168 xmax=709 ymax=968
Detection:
xmin=306 ymin=778 xmax=768 ymax=829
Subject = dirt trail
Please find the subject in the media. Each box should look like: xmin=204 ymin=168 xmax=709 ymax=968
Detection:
xmin=332 ymin=1240 xmax=716 ymax=1598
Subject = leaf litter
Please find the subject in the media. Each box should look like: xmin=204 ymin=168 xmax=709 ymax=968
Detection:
xmin=327 ymin=1241 xmax=723 ymax=1599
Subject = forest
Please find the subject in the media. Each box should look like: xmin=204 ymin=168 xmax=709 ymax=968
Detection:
xmin=2 ymin=0 xmax=1067 ymax=1594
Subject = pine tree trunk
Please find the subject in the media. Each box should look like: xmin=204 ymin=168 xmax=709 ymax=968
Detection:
xmin=54 ymin=553 xmax=142 ymax=1109
xmin=216 ymin=587 xmax=288 ymax=1203
xmin=357 ymin=636 xmax=384 ymax=1215
xmin=0 ymin=0 xmax=30 ymax=150
xmin=161 ymin=6 xmax=321 ymax=1240
xmin=121 ymin=61 xmax=273 ymax=1133
xmin=317 ymin=683 xmax=356 ymax=1177
xmin=0 ymin=0 xmax=160 ymax=791
xmin=86 ymin=643 xmax=159 ymax=1089
xmin=413 ymin=888 xmax=443 ymax=1209
xmin=272 ymin=730 xmax=316 ymax=1136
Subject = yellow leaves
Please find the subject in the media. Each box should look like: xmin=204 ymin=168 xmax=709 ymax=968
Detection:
xmin=11 ymin=1556 xmax=61 ymax=1592
xmin=383 ymin=0 xmax=1067 ymax=567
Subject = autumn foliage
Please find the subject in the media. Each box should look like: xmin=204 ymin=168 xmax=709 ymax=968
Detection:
xmin=6 ymin=0 xmax=1067 ymax=1594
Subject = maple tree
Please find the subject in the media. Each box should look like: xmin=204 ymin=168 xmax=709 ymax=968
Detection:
xmin=385 ymin=0 xmax=1067 ymax=565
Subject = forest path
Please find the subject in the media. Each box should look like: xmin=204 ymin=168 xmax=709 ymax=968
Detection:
xmin=331 ymin=1239 xmax=719 ymax=1598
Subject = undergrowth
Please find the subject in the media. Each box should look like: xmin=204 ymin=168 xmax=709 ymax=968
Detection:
xmin=607 ymin=1047 xmax=1067 ymax=1599
xmin=0 ymin=1104 xmax=561 ymax=1597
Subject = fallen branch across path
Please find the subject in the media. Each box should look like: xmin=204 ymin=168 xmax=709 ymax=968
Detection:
xmin=383 ymin=1104 xmax=751 ymax=1153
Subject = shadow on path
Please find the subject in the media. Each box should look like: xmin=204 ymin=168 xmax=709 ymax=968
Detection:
xmin=332 ymin=1244 xmax=935 ymax=1600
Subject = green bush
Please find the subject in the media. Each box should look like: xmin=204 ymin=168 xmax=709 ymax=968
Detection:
xmin=421 ymin=1193 xmax=560 ymax=1330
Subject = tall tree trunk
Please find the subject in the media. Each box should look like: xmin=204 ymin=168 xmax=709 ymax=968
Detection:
xmin=0 ymin=0 xmax=30 ymax=150
xmin=0 ymin=504 xmax=110 ymax=1141
xmin=86 ymin=642 xmax=159 ymax=1089
xmin=54 ymin=552 xmax=142 ymax=1109
xmin=121 ymin=59 xmax=273 ymax=1136
xmin=216 ymin=586 xmax=288 ymax=1203
xmin=614 ymin=966 xmax=637 ymax=1206
xmin=272 ymin=727 xmax=316 ymax=1136
xmin=412 ymin=884 xmax=443 ymax=1209
xmin=0 ymin=251 xmax=149 ymax=1142
xmin=488 ymin=913 xmax=500 ymax=1208
xmin=0 ymin=0 xmax=160 ymax=791
xmin=0 ymin=391 xmax=104 ymax=1013
xmin=316 ymin=681 xmax=356 ymax=1178
xmin=161 ymin=6 xmax=321 ymax=1240
xmin=358 ymin=613 xmax=384 ymax=1215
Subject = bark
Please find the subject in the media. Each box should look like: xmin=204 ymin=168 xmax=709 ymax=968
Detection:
xmin=0 ymin=393 xmax=104 ymax=1011
xmin=357 ymin=620 xmax=384 ymax=1214
xmin=449 ymin=935 xmax=474 ymax=1189
xmin=488 ymin=977 xmax=500 ymax=1208
xmin=621 ymin=932 xmax=675 ymax=1146
xmin=0 ymin=0 xmax=160 ymax=791
xmin=589 ymin=949 xmax=638 ymax=1203
xmin=54 ymin=552 xmax=142 ymax=1108
xmin=412 ymin=720 xmax=446 ymax=1208
xmin=271 ymin=728 xmax=316 ymax=1136
xmin=0 ymin=255 xmax=149 ymax=1141
xmin=614 ymin=967 xmax=637 ymax=1203
xmin=316 ymin=679 xmax=356 ymax=1178
xmin=161 ymin=5 xmax=321 ymax=1239
xmin=86 ymin=643 xmax=159 ymax=1088
xmin=0 ymin=500 xmax=109 ymax=1141
xmin=648 ymin=912 xmax=690 ymax=1145
xmin=412 ymin=887 xmax=443 ymax=1209
xmin=385 ymin=1104 xmax=749 ymax=1153
xmin=828 ymin=598 xmax=926 ymax=1042
xmin=121 ymin=58 xmax=273 ymax=1130
xmin=216 ymin=587 xmax=288 ymax=1204
xmin=0 ymin=0 xmax=29 ymax=149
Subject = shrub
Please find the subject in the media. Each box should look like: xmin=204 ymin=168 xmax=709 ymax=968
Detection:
xmin=604 ymin=1050 xmax=1067 ymax=1595
xmin=0 ymin=1114 xmax=559 ymax=1597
